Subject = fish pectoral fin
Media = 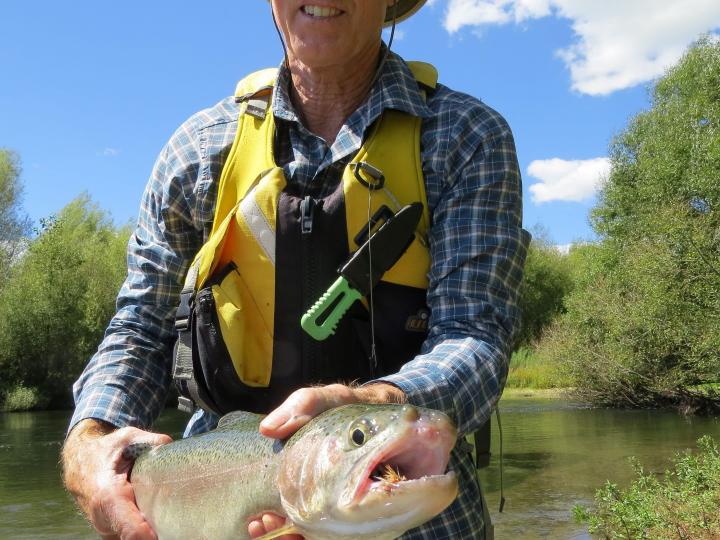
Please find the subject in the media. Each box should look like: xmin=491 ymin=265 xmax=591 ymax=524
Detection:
xmin=254 ymin=523 xmax=300 ymax=539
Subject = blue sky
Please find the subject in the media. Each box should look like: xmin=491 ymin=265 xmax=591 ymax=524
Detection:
xmin=2 ymin=1 xmax=719 ymax=245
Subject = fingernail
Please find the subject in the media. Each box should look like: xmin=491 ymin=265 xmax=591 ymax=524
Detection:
xmin=261 ymin=411 xmax=288 ymax=430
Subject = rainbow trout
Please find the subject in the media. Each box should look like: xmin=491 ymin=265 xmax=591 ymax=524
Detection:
xmin=129 ymin=403 xmax=458 ymax=540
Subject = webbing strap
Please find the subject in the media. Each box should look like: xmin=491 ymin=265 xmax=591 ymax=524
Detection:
xmin=172 ymin=263 xmax=219 ymax=414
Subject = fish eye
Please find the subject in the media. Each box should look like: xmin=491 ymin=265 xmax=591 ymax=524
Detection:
xmin=351 ymin=427 xmax=366 ymax=446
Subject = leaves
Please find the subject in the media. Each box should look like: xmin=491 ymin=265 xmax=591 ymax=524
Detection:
xmin=0 ymin=194 xmax=130 ymax=408
xmin=543 ymin=38 xmax=720 ymax=406
xmin=576 ymin=437 xmax=720 ymax=539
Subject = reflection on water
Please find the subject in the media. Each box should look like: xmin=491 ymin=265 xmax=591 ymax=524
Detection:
xmin=1 ymin=400 xmax=718 ymax=539
xmin=478 ymin=398 xmax=720 ymax=539
xmin=0 ymin=409 xmax=188 ymax=540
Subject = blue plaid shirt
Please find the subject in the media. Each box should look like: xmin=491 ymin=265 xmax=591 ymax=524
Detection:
xmin=71 ymin=50 xmax=529 ymax=539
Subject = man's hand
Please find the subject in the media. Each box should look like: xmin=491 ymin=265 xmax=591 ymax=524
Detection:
xmin=258 ymin=382 xmax=406 ymax=439
xmin=248 ymin=382 xmax=406 ymax=538
xmin=62 ymin=418 xmax=172 ymax=540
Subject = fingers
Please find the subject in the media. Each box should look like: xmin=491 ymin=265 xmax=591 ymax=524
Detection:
xmin=258 ymin=383 xmax=407 ymax=440
xmin=97 ymin=487 xmax=157 ymax=540
xmin=62 ymin=422 xmax=171 ymax=540
xmin=248 ymin=513 xmax=303 ymax=540
xmin=260 ymin=385 xmax=356 ymax=439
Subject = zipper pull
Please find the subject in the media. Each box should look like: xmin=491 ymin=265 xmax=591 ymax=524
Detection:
xmin=300 ymin=195 xmax=315 ymax=235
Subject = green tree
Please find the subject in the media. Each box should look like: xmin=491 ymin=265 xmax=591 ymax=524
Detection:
xmin=515 ymin=228 xmax=573 ymax=348
xmin=551 ymin=37 xmax=720 ymax=406
xmin=0 ymin=194 xmax=130 ymax=409
xmin=0 ymin=149 xmax=31 ymax=288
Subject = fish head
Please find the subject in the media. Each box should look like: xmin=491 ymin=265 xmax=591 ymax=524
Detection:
xmin=277 ymin=403 xmax=458 ymax=539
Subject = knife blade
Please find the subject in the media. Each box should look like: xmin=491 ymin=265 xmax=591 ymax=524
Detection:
xmin=301 ymin=202 xmax=423 ymax=341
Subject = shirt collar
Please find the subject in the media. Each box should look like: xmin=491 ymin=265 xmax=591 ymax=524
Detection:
xmin=271 ymin=46 xmax=432 ymax=125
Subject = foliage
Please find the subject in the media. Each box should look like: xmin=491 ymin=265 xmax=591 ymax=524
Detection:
xmin=506 ymin=346 xmax=571 ymax=389
xmin=575 ymin=436 xmax=720 ymax=539
xmin=3 ymin=385 xmax=44 ymax=412
xmin=0 ymin=195 xmax=130 ymax=409
xmin=515 ymin=228 xmax=574 ymax=349
xmin=0 ymin=149 xmax=31 ymax=289
xmin=544 ymin=38 xmax=720 ymax=406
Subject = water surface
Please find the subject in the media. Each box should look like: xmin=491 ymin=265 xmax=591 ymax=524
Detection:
xmin=478 ymin=397 xmax=720 ymax=539
xmin=1 ymin=399 xmax=718 ymax=539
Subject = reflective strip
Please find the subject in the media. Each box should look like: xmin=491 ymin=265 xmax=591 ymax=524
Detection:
xmin=240 ymin=186 xmax=276 ymax=266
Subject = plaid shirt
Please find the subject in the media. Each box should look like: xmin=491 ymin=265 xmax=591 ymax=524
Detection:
xmin=71 ymin=50 xmax=529 ymax=539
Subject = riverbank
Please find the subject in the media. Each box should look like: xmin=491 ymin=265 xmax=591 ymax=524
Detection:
xmin=502 ymin=387 xmax=570 ymax=399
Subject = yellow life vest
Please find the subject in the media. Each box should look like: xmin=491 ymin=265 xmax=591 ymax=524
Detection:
xmin=173 ymin=62 xmax=438 ymax=414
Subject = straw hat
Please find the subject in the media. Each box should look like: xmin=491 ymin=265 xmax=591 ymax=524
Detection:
xmin=384 ymin=0 xmax=426 ymax=25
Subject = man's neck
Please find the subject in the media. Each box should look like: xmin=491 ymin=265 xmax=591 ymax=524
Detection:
xmin=287 ymin=43 xmax=383 ymax=144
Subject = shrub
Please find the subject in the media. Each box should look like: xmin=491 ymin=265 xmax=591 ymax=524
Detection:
xmin=3 ymin=385 xmax=44 ymax=412
xmin=575 ymin=436 xmax=720 ymax=539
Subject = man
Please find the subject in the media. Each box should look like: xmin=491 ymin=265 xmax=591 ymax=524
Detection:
xmin=62 ymin=1 xmax=529 ymax=539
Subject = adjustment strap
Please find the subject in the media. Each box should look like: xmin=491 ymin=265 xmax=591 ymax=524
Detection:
xmin=172 ymin=262 xmax=220 ymax=415
xmin=175 ymin=263 xmax=199 ymax=331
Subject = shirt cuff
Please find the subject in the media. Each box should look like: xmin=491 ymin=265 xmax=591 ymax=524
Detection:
xmin=373 ymin=336 xmax=507 ymax=436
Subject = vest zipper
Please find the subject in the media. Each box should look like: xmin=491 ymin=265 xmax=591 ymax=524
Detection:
xmin=301 ymin=195 xmax=320 ymax=380
xmin=300 ymin=195 xmax=315 ymax=234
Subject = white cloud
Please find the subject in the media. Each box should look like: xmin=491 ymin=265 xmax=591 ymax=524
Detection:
xmin=101 ymin=148 xmax=120 ymax=157
xmin=439 ymin=0 xmax=720 ymax=95
xmin=527 ymin=157 xmax=610 ymax=203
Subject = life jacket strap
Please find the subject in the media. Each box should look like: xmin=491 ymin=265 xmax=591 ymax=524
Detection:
xmin=172 ymin=263 xmax=221 ymax=415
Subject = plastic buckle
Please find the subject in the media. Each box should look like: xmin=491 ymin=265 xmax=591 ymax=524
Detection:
xmin=353 ymin=162 xmax=385 ymax=190
xmin=174 ymin=317 xmax=189 ymax=332
xmin=177 ymin=396 xmax=195 ymax=414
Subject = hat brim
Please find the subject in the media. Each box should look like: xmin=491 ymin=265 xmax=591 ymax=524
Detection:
xmin=385 ymin=0 xmax=426 ymax=26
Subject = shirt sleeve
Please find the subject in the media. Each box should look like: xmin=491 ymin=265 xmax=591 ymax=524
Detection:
xmin=376 ymin=113 xmax=530 ymax=437
xmin=69 ymin=121 xmax=205 ymax=433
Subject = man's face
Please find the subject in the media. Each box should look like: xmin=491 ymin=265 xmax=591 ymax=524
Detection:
xmin=271 ymin=1 xmax=394 ymax=69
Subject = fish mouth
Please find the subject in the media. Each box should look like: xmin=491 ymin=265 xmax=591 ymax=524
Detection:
xmin=349 ymin=416 xmax=458 ymax=507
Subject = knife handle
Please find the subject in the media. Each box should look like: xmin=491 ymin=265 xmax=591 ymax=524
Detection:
xmin=301 ymin=277 xmax=363 ymax=341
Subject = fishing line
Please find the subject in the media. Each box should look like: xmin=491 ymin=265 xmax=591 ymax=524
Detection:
xmin=367 ymin=1 xmax=399 ymax=371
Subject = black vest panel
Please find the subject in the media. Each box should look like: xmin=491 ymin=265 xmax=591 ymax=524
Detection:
xmin=189 ymin=171 xmax=429 ymax=415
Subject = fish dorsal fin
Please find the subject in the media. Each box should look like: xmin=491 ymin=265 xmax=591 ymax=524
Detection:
xmin=217 ymin=410 xmax=263 ymax=430
xmin=254 ymin=523 xmax=300 ymax=540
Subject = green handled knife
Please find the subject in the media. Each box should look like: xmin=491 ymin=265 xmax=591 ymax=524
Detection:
xmin=301 ymin=202 xmax=423 ymax=341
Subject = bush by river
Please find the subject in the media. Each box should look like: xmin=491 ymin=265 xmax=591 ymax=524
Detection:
xmin=575 ymin=436 xmax=720 ymax=539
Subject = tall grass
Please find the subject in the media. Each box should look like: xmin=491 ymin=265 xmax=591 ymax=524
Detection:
xmin=506 ymin=347 xmax=570 ymax=389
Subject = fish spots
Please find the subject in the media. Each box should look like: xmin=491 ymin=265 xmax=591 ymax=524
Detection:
xmin=122 ymin=443 xmax=153 ymax=461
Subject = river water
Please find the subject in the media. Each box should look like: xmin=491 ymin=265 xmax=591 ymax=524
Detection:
xmin=1 ymin=397 xmax=719 ymax=539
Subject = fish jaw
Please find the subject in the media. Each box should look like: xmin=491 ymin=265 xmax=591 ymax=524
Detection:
xmin=336 ymin=407 xmax=458 ymax=533
xmin=279 ymin=404 xmax=459 ymax=539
